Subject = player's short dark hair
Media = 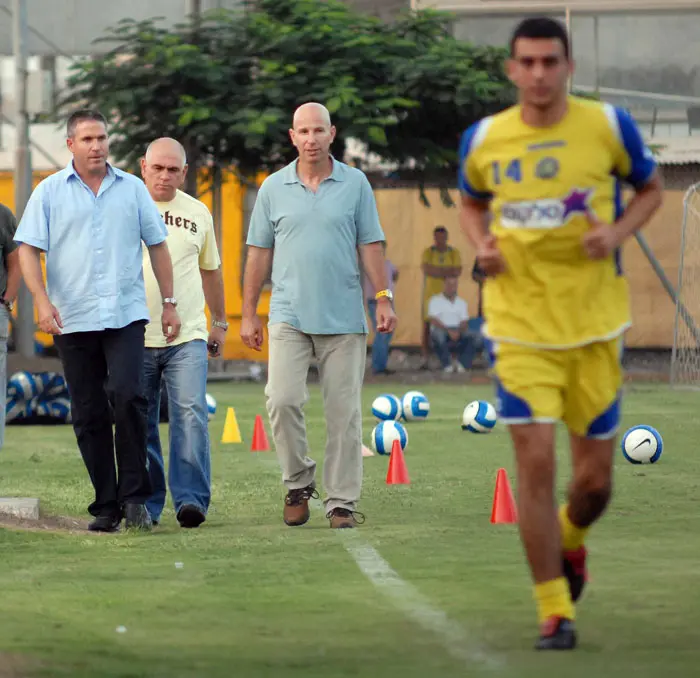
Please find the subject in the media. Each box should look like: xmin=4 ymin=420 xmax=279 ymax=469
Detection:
xmin=66 ymin=109 xmax=107 ymax=137
xmin=434 ymin=226 xmax=448 ymax=235
xmin=510 ymin=17 xmax=570 ymax=59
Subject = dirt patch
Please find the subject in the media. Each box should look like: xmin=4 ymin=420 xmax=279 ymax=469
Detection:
xmin=0 ymin=511 xmax=90 ymax=534
xmin=0 ymin=652 xmax=39 ymax=678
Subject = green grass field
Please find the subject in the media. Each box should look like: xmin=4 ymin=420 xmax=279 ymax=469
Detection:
xmin=1 ymin=380 xmax=699 ymax=678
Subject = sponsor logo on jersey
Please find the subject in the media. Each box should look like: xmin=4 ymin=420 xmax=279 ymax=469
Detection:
xmin=500 ymin=188 xmax=593 ymax=229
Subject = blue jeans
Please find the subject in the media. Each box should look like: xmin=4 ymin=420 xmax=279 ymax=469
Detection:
xmin=143 ymin=339 xmax=211 ymax=523
xmin=0 ymin=305 xmax=8 ymax=449
xmin=430 ymin=327 xmax=476 ymax=369
xmin=367 ymin=300 xmax=393 ymax=373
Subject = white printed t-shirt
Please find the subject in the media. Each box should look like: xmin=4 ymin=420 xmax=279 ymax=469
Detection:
xmin=142 ymin=189 xmax=221 ymax=348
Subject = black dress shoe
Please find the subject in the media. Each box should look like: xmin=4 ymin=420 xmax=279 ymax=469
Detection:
xmin=124 ymin=503 xmax=153 ymax=531
xmin=177 ymin=504 xmax=206 ymax=528
xmin=88 ymin=514 xmax=121 ymax=533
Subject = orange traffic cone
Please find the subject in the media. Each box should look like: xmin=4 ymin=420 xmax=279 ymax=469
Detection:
xmin=386 ymin=439 xmax=410 ymax=485
xmin=251 ymin=414 xmax=270 ymax=452
xmin=490 ymin=468 xmax=518 ymax=524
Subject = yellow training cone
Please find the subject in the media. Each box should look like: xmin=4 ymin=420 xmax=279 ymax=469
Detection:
xmin=221 ymin=407 xmax=242 ymax=443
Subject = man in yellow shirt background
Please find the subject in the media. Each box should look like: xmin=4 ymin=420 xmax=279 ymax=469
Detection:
xmin=140 ymin=137 xmax=227 ymax=529
xmin=420 ymin=226 xmax=462 ymax=367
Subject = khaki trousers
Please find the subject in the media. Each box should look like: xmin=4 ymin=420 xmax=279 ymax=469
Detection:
xmin=265 ymin=322 xmax=367 ymax=514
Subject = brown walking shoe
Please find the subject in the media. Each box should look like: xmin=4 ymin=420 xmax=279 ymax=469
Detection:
xmin=283 ymin=485 xmax=319 ymax=526
xmin=327 ymin=507 xmax=366 ymax=529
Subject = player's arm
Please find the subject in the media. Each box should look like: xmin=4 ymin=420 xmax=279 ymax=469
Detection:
xmin=610 ymin=172 xmax=663 ymax=242
xmin=457 ymin=122 xmax=505 ymax=276
xmin=585 ymin=108 xmax=664 ymax=259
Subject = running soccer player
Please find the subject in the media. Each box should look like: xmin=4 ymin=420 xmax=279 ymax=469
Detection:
xmin=458 ymin=17 xmax=663 ymax=650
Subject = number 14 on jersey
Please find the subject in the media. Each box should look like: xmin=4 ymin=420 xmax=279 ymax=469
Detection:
xmin=492 ymin=159 xmax=522 ymax=185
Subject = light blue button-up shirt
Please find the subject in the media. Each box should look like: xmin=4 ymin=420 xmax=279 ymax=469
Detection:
xmin=247 ymin=158 xmax=385 ymax=335
xmin=14 ymin=162 xmax=167 ymax=334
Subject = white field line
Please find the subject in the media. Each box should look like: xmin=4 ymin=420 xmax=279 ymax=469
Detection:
xmin=252 ymin=455 xmax=505 ymax=672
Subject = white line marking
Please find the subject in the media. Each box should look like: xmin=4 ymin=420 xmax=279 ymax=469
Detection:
xmin=310 ymin=499 xmax=504 ymax=672
xmin=255 ymin=459 xmax=504 ymax=672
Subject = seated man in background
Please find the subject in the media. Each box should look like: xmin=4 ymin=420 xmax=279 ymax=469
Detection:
xmin=427 ymin=276 xmax=476 ymax=373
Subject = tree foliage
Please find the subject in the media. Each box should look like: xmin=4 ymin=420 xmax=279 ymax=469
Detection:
xmin=58 ymin=0 xmax=514 ymax=198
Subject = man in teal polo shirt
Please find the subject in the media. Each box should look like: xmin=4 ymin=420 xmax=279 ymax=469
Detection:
xmin=241 ymin=102 xmax=397 ymax=529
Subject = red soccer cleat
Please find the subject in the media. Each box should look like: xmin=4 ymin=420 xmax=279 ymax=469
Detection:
xmin=562 ymin=546 xmax=588 ymax=602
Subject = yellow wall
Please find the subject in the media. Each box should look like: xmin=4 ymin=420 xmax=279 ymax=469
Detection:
xmin=0 ymin=171 xmax=690 ymax=357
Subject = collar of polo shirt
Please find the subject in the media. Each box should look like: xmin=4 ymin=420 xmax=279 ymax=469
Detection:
xmin=283 ymin=156 xmax=345 ymax=185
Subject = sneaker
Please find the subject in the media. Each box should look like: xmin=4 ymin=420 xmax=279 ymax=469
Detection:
xmin=283 ymin=485 xmax=319 ymax=526
xmin=87 ymin=514 xmax=121 ymax=533
xmin=177 ymin=504 xmax=206 ymax=528
xmin=326 ymin=507 xmax=365 ymax=529
xmin=535 ymin=617 xmax=577 ymax=650
xmin=563 ymin=546 xmax=588 ymax=602
xmin=124 ymin=503 xmax=152 ymax=531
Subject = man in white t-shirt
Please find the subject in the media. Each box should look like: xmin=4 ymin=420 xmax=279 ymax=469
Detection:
xmin=140 ymin=137 xmax=227 ymax=528
xmin=427 ymin=276 xmax=476 ymax=373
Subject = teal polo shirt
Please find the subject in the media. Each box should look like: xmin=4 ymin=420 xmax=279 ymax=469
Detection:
xmin=246 ymin=157 xmax=385 ymax=335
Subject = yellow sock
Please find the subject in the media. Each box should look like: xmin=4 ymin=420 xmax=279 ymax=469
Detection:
xmin=534 ymin=577 xmax=575 ymax=625
xmin=559 ymin=504 xmax=589 ymax=552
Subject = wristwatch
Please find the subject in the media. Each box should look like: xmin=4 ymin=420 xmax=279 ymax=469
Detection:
xmin=375 ymin=289 xmax=394 ymax=303
xmin=163 ymin=297 xmax=177 ymax=307
xmin=0 ymin=296 xmax=13 ymax=312
xmin=212 ymin=320 xmax=229 ymax=331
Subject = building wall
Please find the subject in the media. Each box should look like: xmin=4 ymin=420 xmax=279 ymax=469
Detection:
xmin=0 ymin=0 xmax=245 ymax=56
xmin=344 ymin=0 xmax=409 ymax=22
xmin=448 ymin=8 xmax=700 ymax=97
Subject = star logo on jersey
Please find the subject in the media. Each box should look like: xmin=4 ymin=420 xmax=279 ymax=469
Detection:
xmin=562 ymin=189 xmax=593 ymax=220
xmin=500 ymin=188 xmax=594 ymax=230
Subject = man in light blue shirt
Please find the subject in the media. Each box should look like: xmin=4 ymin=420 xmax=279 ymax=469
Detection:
xmin=241 ymin=102 xmax=398 ymax=529
xmin=15 ymin=108 xmax=181 ymax=533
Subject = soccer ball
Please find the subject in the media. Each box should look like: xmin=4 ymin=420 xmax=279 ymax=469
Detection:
xmin=621 ymin=425 xmax=663 ymax=464
xmin=7 ymin=370 xmax=37 ymax=400
xmin=371 ymin=420 xmax=408 ymax=456
xmin=402 ymin=390 xmax=430 ymax=421
xmin=47 ymin=396 xmax=72 ymax=424
xmin=371 ymin=394 xmax=402 ymax=421
xmin=205 ymin=393 xmax=217 ymax=421
xmin=462 ymin=400 xmax=498 ymax=433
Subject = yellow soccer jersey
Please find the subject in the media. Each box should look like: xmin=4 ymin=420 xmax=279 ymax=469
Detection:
xmin=421 ymin=245 xmax=462 ymax=308
xmin=458 ymin=96 xmax=657 ymax=349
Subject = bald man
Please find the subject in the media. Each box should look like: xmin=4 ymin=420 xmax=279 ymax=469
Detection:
xmin=139 ymin=137 xmax=226 ymax=528
xmin=241 ymin=102 xmax=397 ymax=529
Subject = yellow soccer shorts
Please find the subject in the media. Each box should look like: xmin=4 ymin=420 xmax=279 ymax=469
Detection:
xmin=487 ymin=337 xmax=623 ymax=439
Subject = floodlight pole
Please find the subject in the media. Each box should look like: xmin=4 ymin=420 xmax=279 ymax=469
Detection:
xmin=13 ymin=0 xmax=35 ymax=358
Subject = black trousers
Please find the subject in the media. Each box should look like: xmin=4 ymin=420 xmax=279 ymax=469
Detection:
xmin=54 ymin=320 xmax=152 ymax=518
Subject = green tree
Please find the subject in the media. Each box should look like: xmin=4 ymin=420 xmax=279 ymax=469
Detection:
xmin=379 ymin=9 xmax=515 ymax=204
xmin=57 ymin=0 xmax=513 ymax=199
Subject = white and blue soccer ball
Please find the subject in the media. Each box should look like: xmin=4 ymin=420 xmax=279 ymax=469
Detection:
xmin=47 ymin=396 xmax=72 ymax=424
xmin=621 ymin=425 xmax=663 ymax=464
xmin=401 ymin=390 xmax=430 ymax=421
xmin=371 ymin=394 xmax=402 ymax=421
xmin=7 ymin=370 xmax=38 ymax=400
xmin=205 ymin=393 xmax=217 ymax=421
xmin=371 ymin=420 xmax=408 ymax=456
xmin=462 ymin=400 xmax=498 ymax=433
